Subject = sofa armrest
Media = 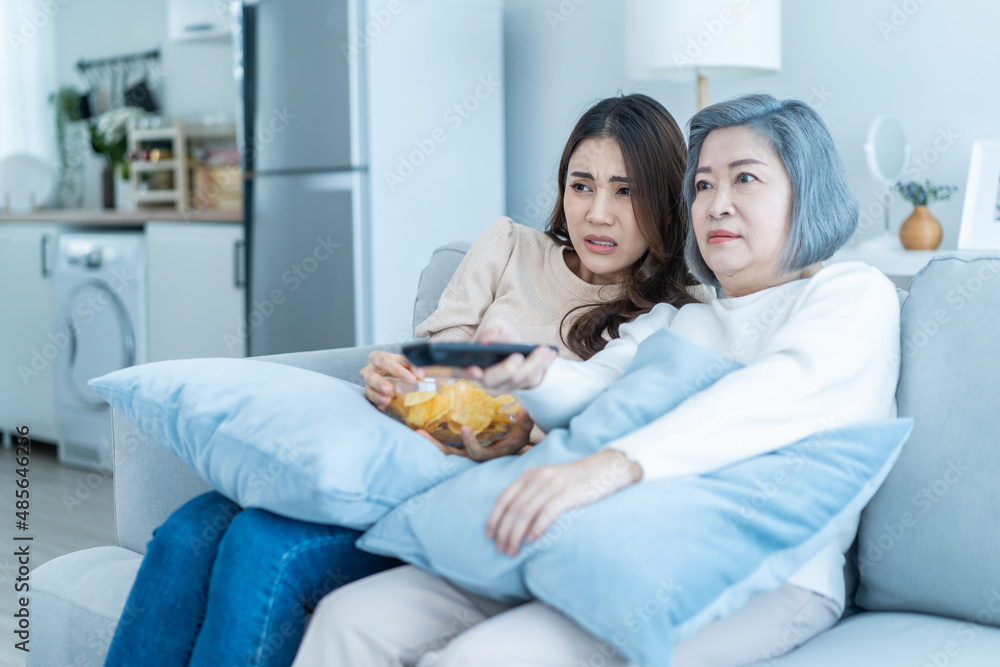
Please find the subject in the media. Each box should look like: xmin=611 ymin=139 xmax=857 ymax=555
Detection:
xmin=112 ymin=408 xmax=212 ymax=555
xmin=253 ymin=343 xmax=400 ymax=385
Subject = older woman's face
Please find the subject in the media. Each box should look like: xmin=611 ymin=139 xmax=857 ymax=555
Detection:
xmin=692 ymin=126 xmax=795 ymax=298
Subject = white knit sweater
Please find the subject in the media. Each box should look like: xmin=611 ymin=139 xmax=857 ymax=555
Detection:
xmin=516 ymin=261 xmax=901 ymax=608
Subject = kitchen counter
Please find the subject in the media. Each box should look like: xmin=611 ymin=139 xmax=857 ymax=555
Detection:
xmin=0 ymin=209 xmax=242 ymax=225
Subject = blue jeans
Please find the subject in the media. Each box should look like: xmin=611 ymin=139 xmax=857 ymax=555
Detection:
xmin=104 ymin=491 xmax=401 ymax=667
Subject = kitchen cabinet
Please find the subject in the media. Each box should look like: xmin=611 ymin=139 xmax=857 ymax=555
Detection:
xmin=146 ymin=222 xmax=247 ymax=361
xmin=0 ymin=224 xmax=60 ymax=444
xmin=168 ymin=0 xmax=232 ymax=42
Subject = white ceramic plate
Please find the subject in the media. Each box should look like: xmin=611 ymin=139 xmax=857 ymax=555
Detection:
xmin=0 ymin=153 xmax=55 ymax=212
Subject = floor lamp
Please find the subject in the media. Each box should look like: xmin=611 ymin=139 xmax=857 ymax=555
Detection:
xmin=625 ymin=0 xmax=782 ymax=110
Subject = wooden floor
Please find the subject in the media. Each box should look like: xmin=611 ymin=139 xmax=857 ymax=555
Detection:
xmin=0 ymin=438 xmax=116 ymax=667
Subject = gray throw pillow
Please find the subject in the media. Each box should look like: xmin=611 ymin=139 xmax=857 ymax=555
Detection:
xmin=856 ymin=253 xmax=1000 ymax=627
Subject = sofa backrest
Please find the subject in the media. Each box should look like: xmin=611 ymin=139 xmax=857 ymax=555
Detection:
xmin=855 ymin=253 xmax=1000 ymax=626
xmin=411 ymin=241 xmax=471 ymax=335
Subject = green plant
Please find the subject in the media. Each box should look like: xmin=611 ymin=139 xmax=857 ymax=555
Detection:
xmin=90 ymin=107 xmax=146 ymax=179
xmin=894 ymin=180 xmax=958 ymax=207
xmin=52 ymin=86 xmax=85 ymax=207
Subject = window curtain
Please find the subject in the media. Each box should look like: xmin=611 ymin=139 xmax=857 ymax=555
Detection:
xmin=0 ymin=0 xmax=58 ymax=162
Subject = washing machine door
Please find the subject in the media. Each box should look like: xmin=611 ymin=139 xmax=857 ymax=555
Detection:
xmin=64 ymin=278 xmax=136 ymax=408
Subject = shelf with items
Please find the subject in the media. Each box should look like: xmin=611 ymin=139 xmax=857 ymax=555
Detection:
xmin=127 ymin=119 xmax=240 ymax=212
xmin=128 ymin=120 xmax=187 ymax=211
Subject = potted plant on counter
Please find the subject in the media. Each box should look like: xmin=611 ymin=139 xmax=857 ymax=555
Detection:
xmin=90 ymin=107 xmax=146 ymax=210
xmin=894 ymin=179 xmax=959 ymax=250
xmin=52 ymin=86 xmax=87 ymax=208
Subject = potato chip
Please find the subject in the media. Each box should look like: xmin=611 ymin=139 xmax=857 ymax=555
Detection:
xmin=403 ymin=390 xmax=437 ymax=407
xmin=387 ymin=378 xmax=520 ymax=445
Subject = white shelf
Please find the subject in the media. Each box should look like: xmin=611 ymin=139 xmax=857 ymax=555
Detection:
xmin=830 ymin=247 xmax=988 ymax=278
xmin=132 ymin=160 xmax=179 ymax=173
xmin=135 ymin=191 xmax=182 ymax=203
xmin=185 ymin=122 xmax=237 ymax=139
xmin=130 ymin=127 xmax=180 ymax=141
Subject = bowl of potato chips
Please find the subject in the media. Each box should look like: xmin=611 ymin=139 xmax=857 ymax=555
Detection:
xmin=384 ymin=377 xmax=520 ymax=445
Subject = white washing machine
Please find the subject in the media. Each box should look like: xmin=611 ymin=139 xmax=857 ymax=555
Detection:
xmin=54 ymin=233 xmax=147 ymax=470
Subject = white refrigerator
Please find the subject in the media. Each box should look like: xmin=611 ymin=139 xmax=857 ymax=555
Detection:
xmin=234 ymin=0 xmax=505 ymax=354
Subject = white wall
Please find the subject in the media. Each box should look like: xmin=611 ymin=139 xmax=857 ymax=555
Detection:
xmin=52 ymin=0 xmax=236 ymax=208
xmin=502 ymin=0 xmax=1000 ymax=249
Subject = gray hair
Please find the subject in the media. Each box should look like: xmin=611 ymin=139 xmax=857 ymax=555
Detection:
xmin=682 ymin=93 xmax=858 ymax=288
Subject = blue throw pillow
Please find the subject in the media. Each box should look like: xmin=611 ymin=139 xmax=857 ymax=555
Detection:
xmin=358 ymin=329 xmax=913 ymax=666
xmin=359 ymin=328 xmax=742 ymax=599
xmin=89 ymin=359 xmax=474 ymax=529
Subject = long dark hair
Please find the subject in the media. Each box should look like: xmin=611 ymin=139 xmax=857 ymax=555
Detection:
xmin=546 ymin=94 xmax=697 ymax=359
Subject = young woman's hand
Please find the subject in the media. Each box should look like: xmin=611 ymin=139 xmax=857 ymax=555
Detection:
xmin=458 ymin=318 xmax=558 ymax=392
xmin=360 ymin=351 xmax=425 ymax=410
xmin=416 ymin=409 xmax=534 ymax=462
xmin=486 ymin=449 xmax=643 ymax=556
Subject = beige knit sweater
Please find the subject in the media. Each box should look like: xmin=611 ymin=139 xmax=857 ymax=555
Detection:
xmin=416 ymin=217 xmax=617 ymax=361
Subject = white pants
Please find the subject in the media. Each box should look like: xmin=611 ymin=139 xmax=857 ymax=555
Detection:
xmin=292 ymin=565 xmax=840 ymax=667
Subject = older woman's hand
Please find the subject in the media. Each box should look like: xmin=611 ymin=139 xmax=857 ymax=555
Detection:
xmin=415 ymin=408 xmax=535 ymax=461
xmin=360 ymin=351 xmax=426 ymax=410
xmin=487 ymin=449 xmax=643 ymax=556
xmin=458 ymin=318 xmax=559 ymax=391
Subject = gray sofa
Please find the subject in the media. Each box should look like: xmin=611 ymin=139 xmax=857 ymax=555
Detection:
xmin=32 ymin=248 xmax=1000 ymax=666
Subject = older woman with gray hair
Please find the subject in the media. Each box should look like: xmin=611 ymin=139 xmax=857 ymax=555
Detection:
xmin=292 ymin=94 xmax=901 ymax=667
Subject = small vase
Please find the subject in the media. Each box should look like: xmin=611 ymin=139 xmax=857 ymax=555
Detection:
xmin=102 ymin=165 xmax=115 ymax=209
xmin=899 ymin=205 xmax=942 ymax=250
xmin=115 ymin=170 xmax=133 ymax=211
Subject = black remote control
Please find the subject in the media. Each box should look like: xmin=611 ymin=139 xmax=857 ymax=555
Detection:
xmin=401 ymin=342 xmax=556 ymax=367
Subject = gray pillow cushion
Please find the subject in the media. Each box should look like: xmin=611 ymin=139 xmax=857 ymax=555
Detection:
xmin=411 ymin=241 xmax=470 ymax=334
xmin=856 ymin=253 xmax=1000 ymax=625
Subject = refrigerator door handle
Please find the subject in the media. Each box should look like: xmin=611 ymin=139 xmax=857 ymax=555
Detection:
xmin=234 ymin=239 xmax=246 ymax=288
xmin=40 ymin=233 xmax=51 ymax=277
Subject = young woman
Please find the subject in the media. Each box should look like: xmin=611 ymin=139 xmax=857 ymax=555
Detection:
xmin=292 ymin=94 xmax=902 ymax=667
xmin=103 ymin=94 xmax=704 ymax=667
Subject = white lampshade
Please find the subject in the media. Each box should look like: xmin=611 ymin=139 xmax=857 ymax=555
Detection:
xmin=626 ymin=0 xmax=782 ymax=81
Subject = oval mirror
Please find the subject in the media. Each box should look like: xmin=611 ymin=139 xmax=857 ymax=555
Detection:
xmin=864 ymin=115 xmax=909 ymax=184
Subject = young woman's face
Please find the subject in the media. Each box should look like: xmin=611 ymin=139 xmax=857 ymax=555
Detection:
xmin=562 ymin=137 xmax=648 ymax=285
xmin=691 ymin=125 xmax=796 ymax=297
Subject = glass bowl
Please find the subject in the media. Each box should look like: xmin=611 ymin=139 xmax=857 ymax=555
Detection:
xmin=385 ymin=377 xmax=519 ymax=445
